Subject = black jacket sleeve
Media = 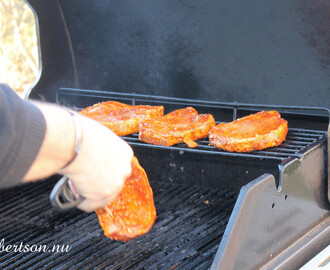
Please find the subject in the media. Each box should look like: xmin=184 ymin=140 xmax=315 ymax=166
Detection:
xmin=0 ymin=84 xmax=46 ymax=188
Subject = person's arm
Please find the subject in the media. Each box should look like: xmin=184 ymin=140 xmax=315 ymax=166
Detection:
xmin=0 ymin=84 xmax=46 ymax=188
xmin=0 ymin=84 xmax=133 ymax=212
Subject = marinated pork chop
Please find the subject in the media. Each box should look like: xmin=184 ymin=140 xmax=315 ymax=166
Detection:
xmin=96 ymin=156 xmax=156 ymax=241
xmin=209 ymin=110 xmax=288 ymax=152
xmin=139 ymin=107 xmax=216 ymax=148
xmin=80 ymin=101 xmax=164 ymax=136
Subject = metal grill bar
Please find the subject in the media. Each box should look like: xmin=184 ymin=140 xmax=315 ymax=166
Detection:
xmin=57 ymin=88 xmax=330 ymax=117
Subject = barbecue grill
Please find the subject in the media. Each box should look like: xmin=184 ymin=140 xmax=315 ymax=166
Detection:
xmin=1 ymin=0 xmax=329 ymax=269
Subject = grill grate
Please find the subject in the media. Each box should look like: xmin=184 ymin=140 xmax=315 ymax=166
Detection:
xmin=123 ymin=127 xmax=326 ymax=162
xmin=0 ymin=177 xmax=236 ymax=270
xmin=57 ymin=88 xmax=328 ymax=163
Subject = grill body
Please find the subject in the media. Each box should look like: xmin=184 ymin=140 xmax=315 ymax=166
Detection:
xmin=3 ymin=0 xmax=329 ymax=269
xmin=56 ymin=89 xmax=330 ymax=270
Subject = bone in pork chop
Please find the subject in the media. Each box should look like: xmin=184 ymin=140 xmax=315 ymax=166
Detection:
xmin=209 ymin=110 xmax=288 ymax=152
xmin=96 ymin=156 xmax=156 ymax=241
xmin=80 ymin=101 xmax=164 ymax=136
xmin=139 ymin=107 xmax=216 ymax=148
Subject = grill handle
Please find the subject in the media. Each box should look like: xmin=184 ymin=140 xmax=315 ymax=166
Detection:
xmin=50 ymin=176 xmax=85 ymax=211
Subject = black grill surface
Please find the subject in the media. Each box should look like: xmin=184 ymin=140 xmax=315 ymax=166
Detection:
xmin=0 ymin=177 xmax=236 ymax=269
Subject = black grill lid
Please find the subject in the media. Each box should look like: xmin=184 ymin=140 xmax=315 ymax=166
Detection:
xmin=26 ymin=0 xmax=330 ymax=108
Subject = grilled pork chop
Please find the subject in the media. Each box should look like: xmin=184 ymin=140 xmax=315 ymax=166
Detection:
xmin=80 ymin=101 xmax=164 ymax=136
xmin=96 ymin=156 xmax=156 ymax=241
xmin=139 ymin=107 xmax=216 ymax=148
xmin=209 ymin=110 xmax=288 ymax=152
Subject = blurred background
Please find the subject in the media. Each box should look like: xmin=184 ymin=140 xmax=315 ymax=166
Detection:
xmin=0 ymin=0 xmax=38 ymax=96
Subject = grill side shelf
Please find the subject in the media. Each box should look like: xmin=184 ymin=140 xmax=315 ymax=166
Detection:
xmin=211 ymin=137 xmax=329 ymax=270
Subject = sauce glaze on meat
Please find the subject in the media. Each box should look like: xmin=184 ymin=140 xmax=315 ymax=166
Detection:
xmin=80 ymin=101 xmax=164 ymax=136
xmin=209 ymin=110 xmax=288 ymax=152
xmin=96 ymin=156 xmax=156 ymax=241
xmin=139 ymin=107 xmax=216 ymax=148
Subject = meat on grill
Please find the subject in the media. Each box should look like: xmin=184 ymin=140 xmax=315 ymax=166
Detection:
xmin=139 ymin=107 xmax=216 ymax=148
xmin=95 ymin=156 xmax=156 ymax=241
xmin=209 ymin=110 xmax=288 ymax=152
xmin=80 ymin=101 xmax=164 ymax=136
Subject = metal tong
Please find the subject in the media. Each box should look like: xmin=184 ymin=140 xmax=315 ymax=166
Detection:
xmin=49 ymin=176 xmax=85 ymax=211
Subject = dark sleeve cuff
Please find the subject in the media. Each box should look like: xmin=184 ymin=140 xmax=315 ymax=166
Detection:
xmin=0 ymin=84 xmax=46 ymax=188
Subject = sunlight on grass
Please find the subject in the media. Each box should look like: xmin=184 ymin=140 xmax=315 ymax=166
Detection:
xmin=0 ymin=0 xmax=39 ymax=96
